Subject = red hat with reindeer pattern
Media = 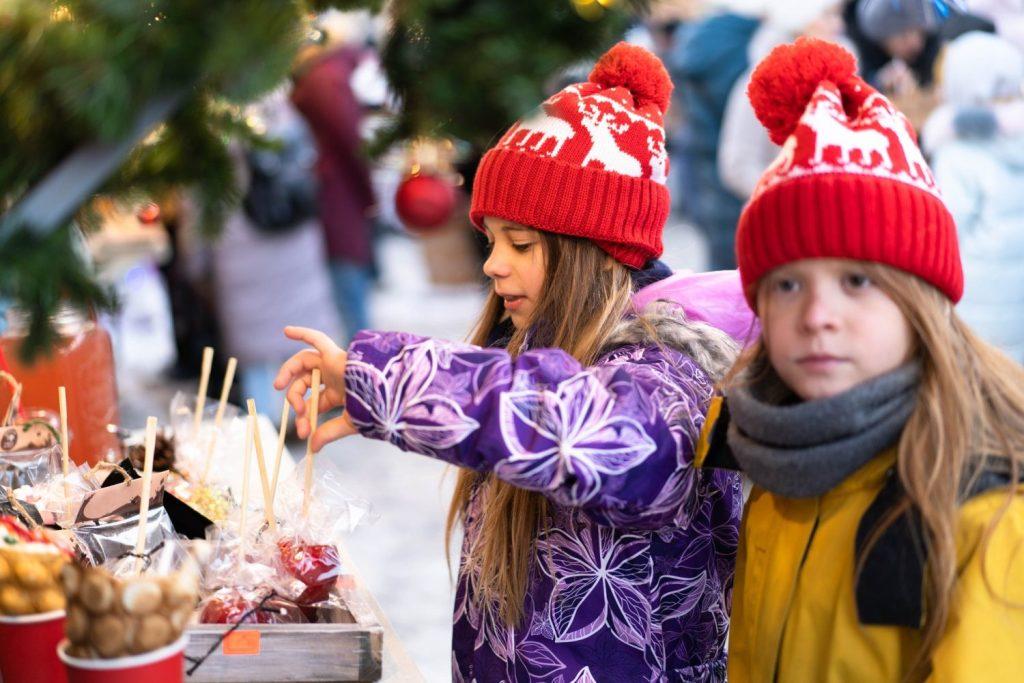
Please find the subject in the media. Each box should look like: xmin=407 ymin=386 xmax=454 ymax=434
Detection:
xmin=470 ymin=42 xmax=672 ymax=268
xmin=736 ymin=38 xmax=963 ymax=306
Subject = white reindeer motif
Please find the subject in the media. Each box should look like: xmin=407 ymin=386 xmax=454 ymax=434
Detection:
xmin=647 ymin=135 xmax=669 ymax=185
xmin=861 ymin=93 xmax=936 ymax=188
xmin=502 ymin=109 xmax=576 ymax=158
xmin=805 ymin=89 xmax=892 ymax=171
xmin=578 ymin=101 xmax=643 ymax=177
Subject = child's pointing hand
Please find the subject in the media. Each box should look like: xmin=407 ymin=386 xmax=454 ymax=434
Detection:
xmin=274 ymin=326 xmax=355 ymax=450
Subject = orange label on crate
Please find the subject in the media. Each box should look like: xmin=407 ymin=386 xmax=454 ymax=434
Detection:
xmin=223 ymin=630 xmax=261 ymax=655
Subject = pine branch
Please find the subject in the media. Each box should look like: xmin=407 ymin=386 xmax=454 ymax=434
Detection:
xmin=0 ymin=223 xmax=116 ymax=364
xmin=0 ymin=0 xmax=314 ymax=359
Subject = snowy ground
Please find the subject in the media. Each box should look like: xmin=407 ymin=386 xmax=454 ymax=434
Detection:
xmin=120 ymin=220 xmax=708 ymax=682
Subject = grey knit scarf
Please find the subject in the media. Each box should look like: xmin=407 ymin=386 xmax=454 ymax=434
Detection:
xmin=726 ymin=363 xmax=921 ymax=499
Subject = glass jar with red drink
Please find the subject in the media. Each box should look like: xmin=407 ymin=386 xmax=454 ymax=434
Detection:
xmin=0 ymin=304 xmax=120 ymax=465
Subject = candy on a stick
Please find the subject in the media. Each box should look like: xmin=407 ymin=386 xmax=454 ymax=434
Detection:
xmin=201 ymin=357 xmax=237 ymax=484
xmin=58 ymin=386 xmax=70 ymax=521
xmin=246 ymin=400 xmax=277 ymax=533
xmin=194 ymin=346 xmax=214 ymax=434
xmin=269 ymin=401 xmax=289 ymax=511
xmin=276 ymin=537 xmax=342 ymax=591
xmin=237 ymin=412 xmax=254 ymax=564
xmin=132 ymin=417 xmax=158 ymax=574
xmin=0 ymin=371 xmax=21 ymax=427
xmin=199 ymin=587 xmax=307 ymax=625
xmin=303 ymin=368 xmax=321 ymax=518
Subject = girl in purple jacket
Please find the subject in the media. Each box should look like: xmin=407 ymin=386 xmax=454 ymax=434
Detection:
xmin=275 ymin=43 xmax=749 ymax=683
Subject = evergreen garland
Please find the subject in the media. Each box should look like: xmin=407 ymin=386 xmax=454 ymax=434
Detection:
xmin=0 ymin=0 xmax=308 ymax=361
xmin=1 ymin=0 xmax=648 ymax=361
xmin=373 ymin=0 xmax=650 ymax=154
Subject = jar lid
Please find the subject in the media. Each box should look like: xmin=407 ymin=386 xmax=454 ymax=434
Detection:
xmin=4 ymin=304 xmax=93 ymax=337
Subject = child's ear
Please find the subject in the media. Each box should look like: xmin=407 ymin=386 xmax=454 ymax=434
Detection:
xmin=603 ymin=255 xmax=616 ymax=271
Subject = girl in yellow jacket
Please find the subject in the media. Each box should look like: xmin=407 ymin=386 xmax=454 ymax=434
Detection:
xmin=698 ymin=38 xmax=1024 ymax=682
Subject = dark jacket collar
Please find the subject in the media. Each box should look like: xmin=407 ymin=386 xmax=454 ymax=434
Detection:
xmin=630 ymin=259 xmax=674 ymax=292
xmin=856 ymin=459 xmax=1017 ymax=628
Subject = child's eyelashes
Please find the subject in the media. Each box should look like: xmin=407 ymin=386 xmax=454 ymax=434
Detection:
xmin=483 ymin=241 xmax=534 ymax=253
xmin=771 ymin=277 xmax=800 ymax=294
xmin=767 ymin=271 xmax=873 ymax=296
xmin=842 ymin=272 xmax=873 ymax=290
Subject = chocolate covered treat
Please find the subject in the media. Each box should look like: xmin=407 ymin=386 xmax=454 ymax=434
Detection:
xmin=126 ymin=431 xmax=176 ymax=473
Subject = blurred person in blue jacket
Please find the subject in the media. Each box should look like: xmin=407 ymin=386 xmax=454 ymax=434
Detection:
xmin=668 ymin=1 xmax=759 ymax=269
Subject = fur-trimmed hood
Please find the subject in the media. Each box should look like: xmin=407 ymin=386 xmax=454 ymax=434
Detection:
xmin=610 ymin=269 xmax=756 ymax=382
xmin=605 ymin=301 xmax=742 ymax=383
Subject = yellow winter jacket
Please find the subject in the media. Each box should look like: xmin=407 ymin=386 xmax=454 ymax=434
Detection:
xmin=697 ymin=402 xmax=1024 ymax=683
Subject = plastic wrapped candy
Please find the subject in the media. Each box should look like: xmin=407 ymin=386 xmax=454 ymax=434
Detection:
xmin=168 ymin=391 xmax=243 ymax=493
xmin=0 ymin=434 xmax=61 ymax=491
xmin=70 ymin=507 xmax=177 ymax=567
xmin=13 ymin=462 xmax=97 ymax=528
xmin=199 ymin=586 xmax=307 ymax=625
xmin=269 ymin=464 xmax=376 ymax=620
xmin=196 ymin=525 xmax=309 ymax=625
xmin=273 ymin=461 xmax=375 ymax=545
xmin=122 ymin=429 xmax=177 ymax=474
xmin=169 ymin=391 xmax=242 ymax=447
xmin=276 ymin=530 xmax=342 ymax=586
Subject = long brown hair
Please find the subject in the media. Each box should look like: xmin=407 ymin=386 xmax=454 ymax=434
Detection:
xmin=445 ymin=230 xmax=635 ymax=627
xmin=726 ymin=263 xmax=1024 ymax=678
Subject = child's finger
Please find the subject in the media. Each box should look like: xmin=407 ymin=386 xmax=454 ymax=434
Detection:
xmin=273 ymin=349 xmax=321 ymax=390
xmin=286 ymin=375 xmax=312 ymax=417
xmin=284 ymin=326 xmax=343 ymax=359
xmin=295 ymin=414 xmax=309 ymax=440
xmin=310 ymin=414 xmax=358 ymax=453
xmin=312 ymin=389 xmax=344 ymax=414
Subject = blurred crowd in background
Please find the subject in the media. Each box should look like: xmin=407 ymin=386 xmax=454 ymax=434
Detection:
xmin=4 ymin=3 xmax=1016 ymax=677
xmin=102 ymin=0 xmax=1024 ymax=424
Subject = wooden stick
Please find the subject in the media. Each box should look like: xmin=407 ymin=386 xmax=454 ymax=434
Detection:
xmin=202 ymin=357 xmax=237 ymax=484
xmin=302 ymin=369 xmax=321 ymax=518
xmin=238 ymin=412 xmax=255 ymax=564
xmin=3 ymin=383 xmax=20 ymax=429
xmin=246 ymin=399 xmax=277 ymax=533
xmin=0 ymin=371 xmax=21 ymax=427
xmin=194 ymin=346 xmax=214 ymax=434
xmin=133 ymin=417 xmax=158 ymax=574
xmin=269 ymin=401 xmax=289 ymax=511
xmin=58 ymin=386 xmax=71 ymax=522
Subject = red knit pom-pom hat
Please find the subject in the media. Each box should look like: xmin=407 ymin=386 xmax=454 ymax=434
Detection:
xmin=736 ymin=38 xmax=963 ymax=307
xmin=470 ymin=42 xmax=673 ymax=268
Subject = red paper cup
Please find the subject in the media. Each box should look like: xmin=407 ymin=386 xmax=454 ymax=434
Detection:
xmin=57 ymin=633 xmax=188 ymax=683
xmin=0 ymin=610 xmax=68 ymax=683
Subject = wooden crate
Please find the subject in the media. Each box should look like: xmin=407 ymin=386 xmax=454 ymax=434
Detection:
xmin=184 ymin=588 xmax=383 ymax=682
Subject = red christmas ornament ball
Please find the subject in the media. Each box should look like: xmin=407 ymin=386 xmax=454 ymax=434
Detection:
xmin=394 ymin=173 xmax=456 ymax=231
xmin=136 ymin=202 xmax=161 ymax=224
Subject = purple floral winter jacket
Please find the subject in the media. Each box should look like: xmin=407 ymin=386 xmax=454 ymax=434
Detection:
xmin=344 ymin=303 xmax=744 ymax=682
